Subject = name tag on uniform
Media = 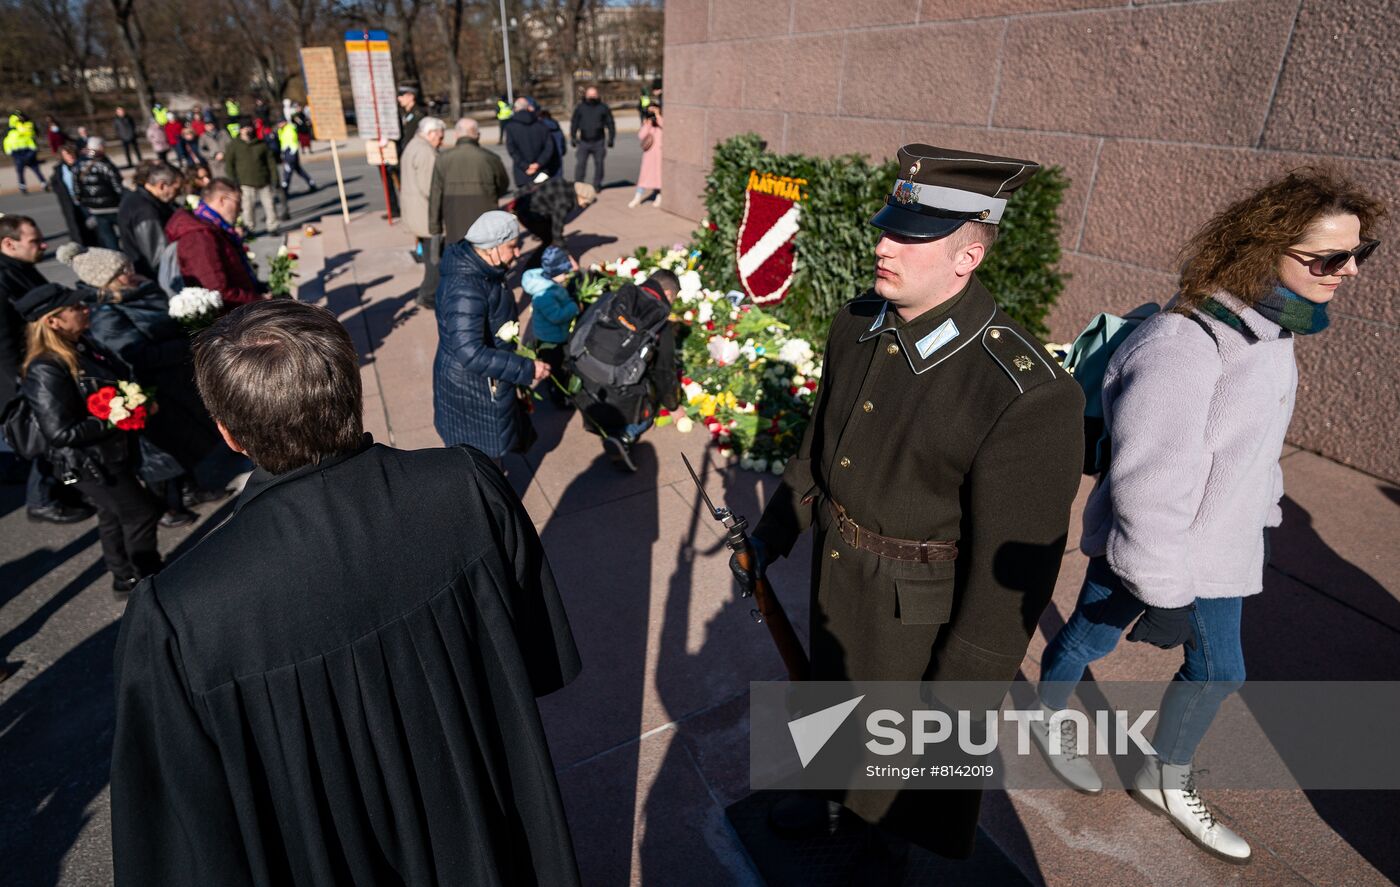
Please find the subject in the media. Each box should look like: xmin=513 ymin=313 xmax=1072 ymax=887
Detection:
xmin=915 ymin=318 xmax=959 ymax=359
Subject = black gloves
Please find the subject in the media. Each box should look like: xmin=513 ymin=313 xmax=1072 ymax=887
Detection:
xmin=606 ymin=140 xmax=614 ymax=149
xmin=1126 ymin=603 xmax=1198 ymax=650
xmin=728 ymin=536 xmax=769 ymax=596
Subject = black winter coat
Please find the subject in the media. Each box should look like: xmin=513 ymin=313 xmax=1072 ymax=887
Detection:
xmin=0 ymin=253 xmax=47 ymax=409
xmin=111 ymin=442 xmax=582 ymax=887
xmin=76 ymin=156 xmax=125 ymax=212
xmin=52 ymin=159 xmax=94 ymax=248
xmin=432 ymin=244 xmax=535 ymax=458
xmin=502 ymin=111 xmax=556 ymax=189
xmin=21 ymin=338 xmax=135 ymax=480
xmin=118 ymin=188 xmax=175 ymax=280
xmin=86 ymin=281 xmax=221 ymax=471
xmin=569 ymin=100 xmax=615 ymax=145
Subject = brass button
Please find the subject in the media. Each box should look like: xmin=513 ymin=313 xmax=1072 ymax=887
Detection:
xmin=886 ymin=342 xmax=900 ymax=355
xmin=989 ymin=329 xmax=1001 ymax=339
xmin=839 ymin=456 xmax=851 ymax=468
xmin=830 ymin=549 xmax=841 ymax=559
xmin=862 ymin=401 xmax=874 ymax=413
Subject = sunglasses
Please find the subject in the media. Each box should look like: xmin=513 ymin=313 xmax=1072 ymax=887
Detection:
xmin=1284 ymin=239 xmax=1379 ymax=277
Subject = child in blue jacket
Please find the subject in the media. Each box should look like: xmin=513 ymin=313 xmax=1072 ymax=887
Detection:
xmin=523 ymin=245 xmax=578 ymax=406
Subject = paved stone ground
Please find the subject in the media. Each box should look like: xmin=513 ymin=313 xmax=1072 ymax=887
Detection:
xmin=2 ymin=181 xmax=1398 ymax=885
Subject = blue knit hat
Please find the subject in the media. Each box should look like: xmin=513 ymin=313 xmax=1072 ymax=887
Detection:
xmin=541 ymin=246 xmax=572 ymax=278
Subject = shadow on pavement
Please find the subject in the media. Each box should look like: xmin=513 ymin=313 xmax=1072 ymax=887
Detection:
xmin=0 ymin=496 xmax=238 ymax=886
xmin=540 ymin=445 xmax=658 ymax=885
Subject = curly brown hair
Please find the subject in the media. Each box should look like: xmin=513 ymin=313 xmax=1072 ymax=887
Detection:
xmin=1175 ymin=166 xmax=1386 ymax=311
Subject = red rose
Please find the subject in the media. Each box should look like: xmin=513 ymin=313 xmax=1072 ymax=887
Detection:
xmin=87 ymin=386 xmax=117 ymax=420
xmin=115 ymin=404 xmax=148 ymax=431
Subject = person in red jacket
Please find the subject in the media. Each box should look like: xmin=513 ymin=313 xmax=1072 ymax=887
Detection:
xmin=163 ymin=177 xmax=266 ymax=307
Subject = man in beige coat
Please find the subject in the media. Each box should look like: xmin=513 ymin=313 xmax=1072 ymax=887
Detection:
xmin=399 ymin=116 xmax=445 ymax=309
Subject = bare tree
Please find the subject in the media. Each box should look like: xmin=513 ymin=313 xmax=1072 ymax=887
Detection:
xmin=533 ymin=0 xmax=589 ymax=108
xmin=391 ymin=0 xmax=423 ymax=85
xmin=26 ymin=0 xmax=100 ymax=117
xmin=108 ymin=0 xmax=155 ymax=115
xmin=430 ymin=0 xmax=465 ymax=119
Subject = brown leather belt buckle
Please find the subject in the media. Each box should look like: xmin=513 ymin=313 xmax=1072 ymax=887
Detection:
xmin=827 ymin=498 xmax=957 ymax=563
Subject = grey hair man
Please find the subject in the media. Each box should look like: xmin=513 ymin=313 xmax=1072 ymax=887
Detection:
xmin=429 ymin=116 xmax=511 ymax=245
xmin=400 ymin=116 xmax=448 ymax=308
xmin=119 ymin=162 xmax=183 ymax=279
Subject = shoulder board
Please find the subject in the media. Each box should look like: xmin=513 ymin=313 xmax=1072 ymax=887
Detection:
xmin=981 ymin=324 xmax=1063 ymax=395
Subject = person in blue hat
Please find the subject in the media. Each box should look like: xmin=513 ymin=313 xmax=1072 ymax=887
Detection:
xmin=522 ymin=245 xmax=578 ymax=407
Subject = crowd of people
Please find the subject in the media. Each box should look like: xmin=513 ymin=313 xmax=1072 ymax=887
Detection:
xmin=7 ymin=97 xmax=318 ymax=246
xmin=0 ymin=154 xmax=289 ymax=596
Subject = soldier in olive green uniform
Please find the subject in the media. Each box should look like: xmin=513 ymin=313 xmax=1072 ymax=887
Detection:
xmin=744 ymin=145 xmax=1085 ymax=859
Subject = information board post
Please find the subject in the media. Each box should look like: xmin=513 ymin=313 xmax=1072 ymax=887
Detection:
xmin=345 ymin=29 xmax=400 ymax=226
xmin=298 ymin=46 xmax=351 ymax=227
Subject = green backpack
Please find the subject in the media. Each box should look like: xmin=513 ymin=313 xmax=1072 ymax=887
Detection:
xmin=1063 ymin=302 xmax=1160 ymax=474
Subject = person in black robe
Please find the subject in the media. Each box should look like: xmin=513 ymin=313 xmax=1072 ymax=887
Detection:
xmin=110 ymin=299 xmax=582 ymax=887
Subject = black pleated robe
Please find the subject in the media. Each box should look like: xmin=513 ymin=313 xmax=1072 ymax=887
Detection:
xmin=111 ymin=440 xmax=582 ymax=886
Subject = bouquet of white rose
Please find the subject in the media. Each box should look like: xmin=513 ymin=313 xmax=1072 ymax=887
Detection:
xmin=168 ymin=287 xmax=223 ymax=333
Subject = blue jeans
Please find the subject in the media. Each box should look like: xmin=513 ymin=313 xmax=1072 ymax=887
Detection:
xmin=26 ymin=458 xmax=59 ymax=509
xmin=623 ymin=416 xmax=653 ymax=442
xmin=1038 ymin=556 xmax=1245 ymax=765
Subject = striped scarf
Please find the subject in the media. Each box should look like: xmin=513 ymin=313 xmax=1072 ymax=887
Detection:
xmin=1200 ymin=285 xmax=1329 ymax=336
xmin=194 ymin=201 xmax=258 ymax=283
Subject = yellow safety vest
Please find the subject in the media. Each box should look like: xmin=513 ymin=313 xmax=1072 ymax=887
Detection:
xmin=3 ymin=116 xmax=37 ymax=154
xmin=225 ymin=100 xmax=240 ymax=118
xmin=152 ymin=105 xmax=169 ymax=125
xmin=639 ymin=95 xmax=651 ymax=109
xmin=278 ymin=122 xmax=299 ymax=153
xmin=496 ymin=100 xmax=512 ymax=121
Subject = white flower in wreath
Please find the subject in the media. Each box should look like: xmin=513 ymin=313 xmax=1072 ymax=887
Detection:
xmin=496 ymin=320 xmax=520 ymax=343
xmin=681 ymin=379 xmax=704 ymax=401
xmin=707 ymin=336 xmax=741 ymax=367
xmin=678 ymin=270 xmax=702 ymax=296
xmin=739 ymin=340 xmax=758 ymax=362
xmin=675 ymin=416 xmax=694 ymax=433
xmin=696 ymin=301 xmax=714 ymax=325
xmin=751 ymin=458 xmax=768 ymax=473
xmin=739 ymin=455 xmax=754 ymax=471
xmin=778 ymin=338 xmax=814 ymax=368
xmin=168 ymin=287 xmax=223 ymax=319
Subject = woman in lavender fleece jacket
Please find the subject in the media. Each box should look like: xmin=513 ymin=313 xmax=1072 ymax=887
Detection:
xmin=1032 ymin=169 xmax=1385 ymax=863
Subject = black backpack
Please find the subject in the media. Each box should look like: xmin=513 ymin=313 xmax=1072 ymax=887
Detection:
xmin=1 ymin=392 xmax=47 ymax=460
xmin=565 ymin=283 xmax=670 ymax=390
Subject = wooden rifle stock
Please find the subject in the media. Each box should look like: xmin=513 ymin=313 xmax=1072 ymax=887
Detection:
xmin=734 ymin=545 xmax=810 ymax=682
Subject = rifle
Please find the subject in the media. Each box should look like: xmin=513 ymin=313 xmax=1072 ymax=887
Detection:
xmin=682 ymin=453 xmax=810 ymax=681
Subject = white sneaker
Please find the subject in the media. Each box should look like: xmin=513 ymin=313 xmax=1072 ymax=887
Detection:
xmin=1029 ymin=704 xmax=1103 ymax=794
xmin=1131 ymin=757 xmax=1251 ymax=863
xmin=627 ymin=194 xmax=642 ymax=208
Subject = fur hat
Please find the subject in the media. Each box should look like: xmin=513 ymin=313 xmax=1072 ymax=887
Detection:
xmin=57 ymin=243 xmax=128 ymax=288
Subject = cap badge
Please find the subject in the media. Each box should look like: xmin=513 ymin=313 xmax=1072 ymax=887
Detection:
xmin=978 ymin=209 xmax=990 ymax=220
xmin=893 ymin=179 xmax=921 ymax=207
xmin=1013 ymin=355 xmax=1035 ymax=372
xmin=908 ymin=159 xmax=921 ymax=177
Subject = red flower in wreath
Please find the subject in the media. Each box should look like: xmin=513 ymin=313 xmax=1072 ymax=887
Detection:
xmin=114 ymin=405 xmax=148 ymax=431
xmin=87 ymin=386 xmax=118 ymax=420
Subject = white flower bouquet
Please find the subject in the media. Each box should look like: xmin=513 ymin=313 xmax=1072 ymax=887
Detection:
xmin=168 ymin=287 xmax=223 ymax=333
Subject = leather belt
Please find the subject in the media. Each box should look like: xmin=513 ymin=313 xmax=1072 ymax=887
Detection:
xmin=827 ymin=499 xmax=958 ymax=563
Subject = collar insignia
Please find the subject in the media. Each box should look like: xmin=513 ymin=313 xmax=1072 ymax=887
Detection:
xmin=915 ymin=318 xmax=960 ymax=359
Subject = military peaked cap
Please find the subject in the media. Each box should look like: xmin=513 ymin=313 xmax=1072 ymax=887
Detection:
xmin=870 ymin=145 xmax=1040 ymax=240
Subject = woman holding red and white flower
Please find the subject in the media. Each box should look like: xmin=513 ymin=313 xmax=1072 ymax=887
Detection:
xmin=17 ymin=282 xmax=163 ymax=599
